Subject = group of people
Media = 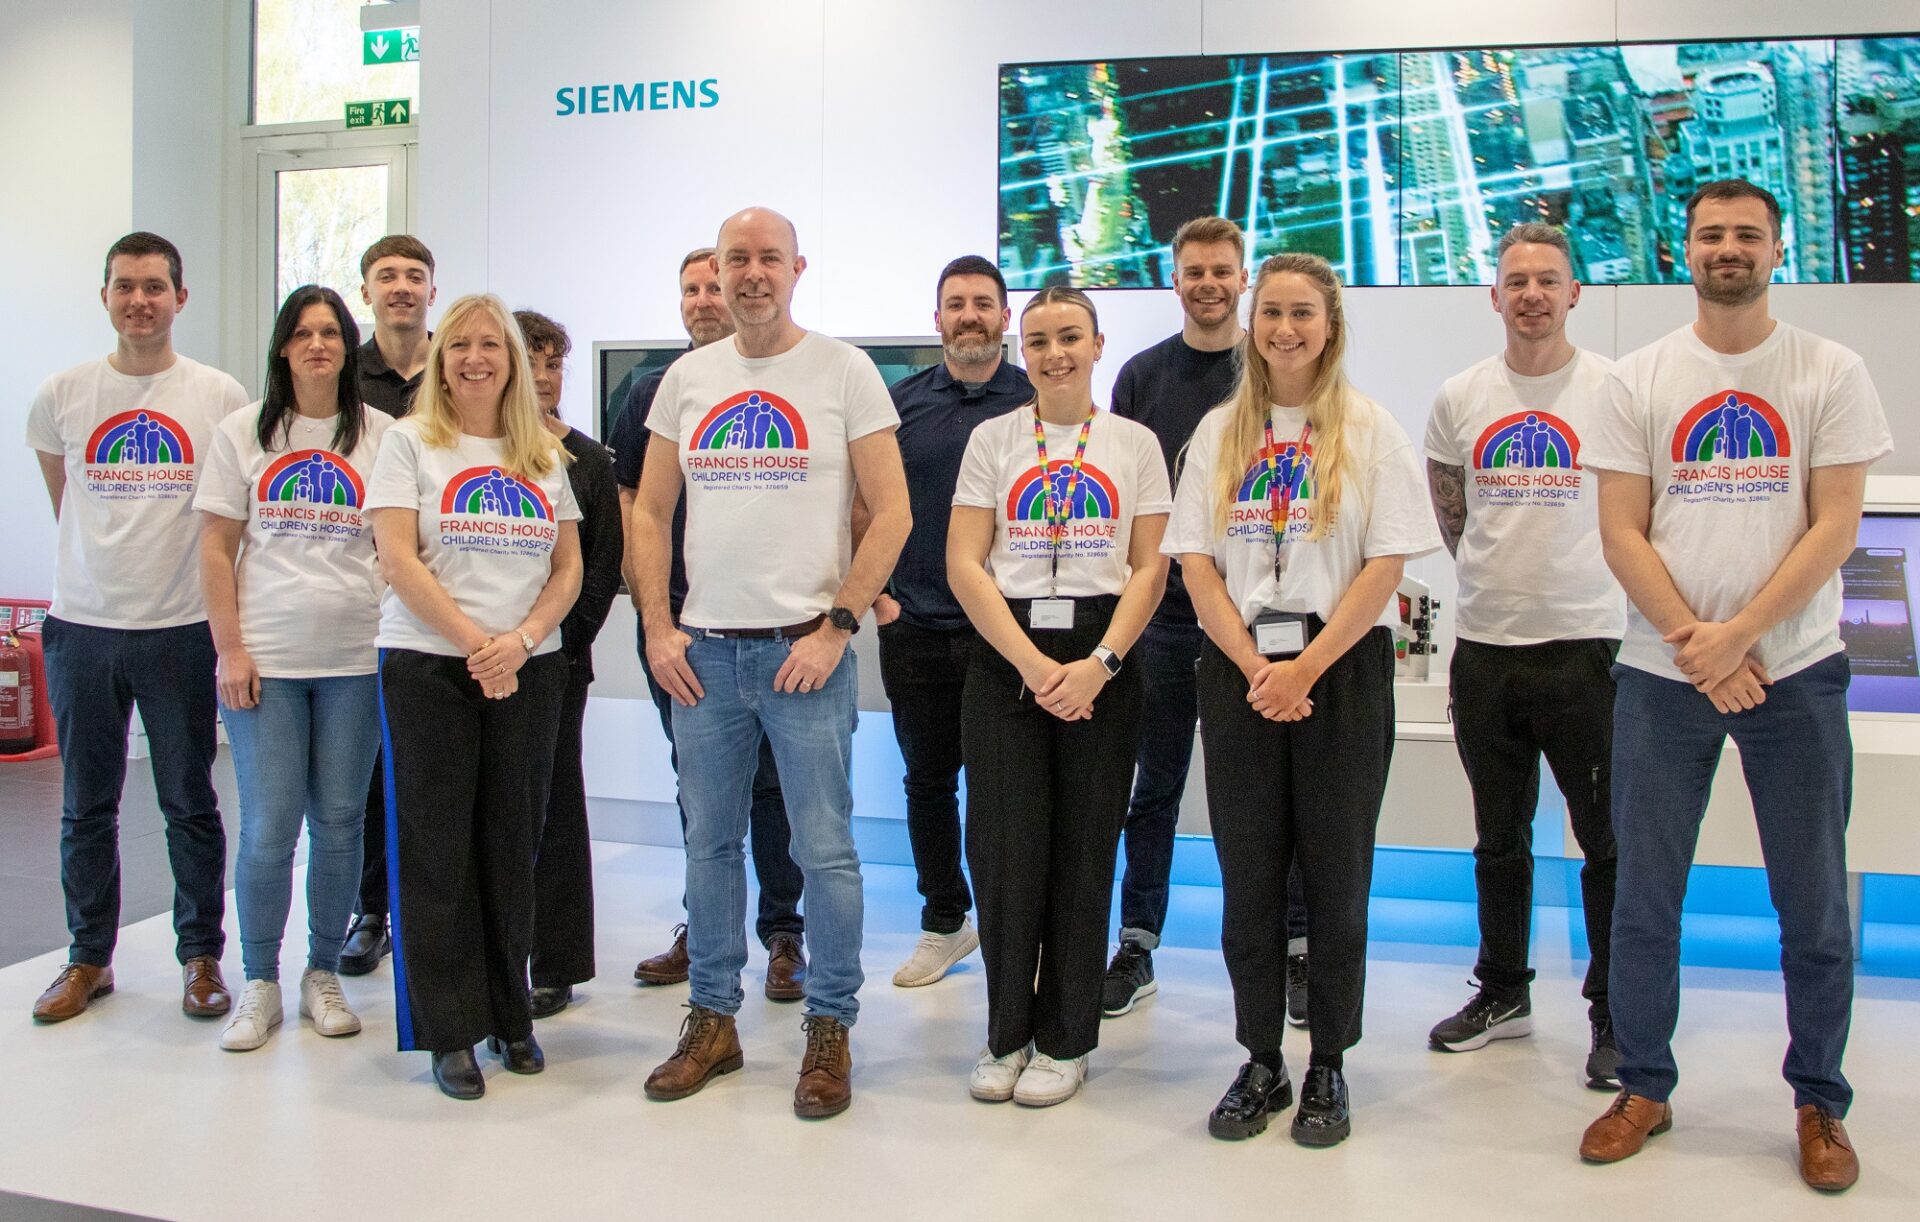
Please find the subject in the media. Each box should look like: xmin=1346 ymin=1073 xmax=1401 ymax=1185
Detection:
xmin=23 ymin=177 xmax=1883 ymax=1193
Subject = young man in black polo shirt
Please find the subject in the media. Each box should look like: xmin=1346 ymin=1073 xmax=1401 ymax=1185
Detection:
xmin=339 ymin=234 xmax=436 ymax=975
xmin=876 ymin=255 xmax=1033 ymax=987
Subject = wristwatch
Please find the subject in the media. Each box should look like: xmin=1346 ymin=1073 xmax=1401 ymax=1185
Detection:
xmin=1091 ymin=645 xmax=1122 ymax=677
xmin=828 ymin=606 xmax=861 ymax=635
xmin=517 ymin=629 xmax=537 ymax=654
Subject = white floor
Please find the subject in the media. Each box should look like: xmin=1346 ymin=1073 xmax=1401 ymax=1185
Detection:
xmin=2 ymin=842 xmax=1916 ymax=1222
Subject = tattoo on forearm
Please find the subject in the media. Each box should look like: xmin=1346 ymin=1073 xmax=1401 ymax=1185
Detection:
xmin=1428 ymin=460 xmax=1467 ymax=557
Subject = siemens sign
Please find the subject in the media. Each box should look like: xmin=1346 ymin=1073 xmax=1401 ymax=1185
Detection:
xmin=555 ymin=79 xmax=719 ymax=116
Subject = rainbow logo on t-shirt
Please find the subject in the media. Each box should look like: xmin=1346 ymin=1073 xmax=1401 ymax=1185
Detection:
xmin=689 ymin=390 xmax=810 ymax=451
xmin=1474 ymin=412 xmax=1579 ymax=470
xmin=1006 ymin=461 xmax=1121 ymax=521
xmin=440 ymin=467 xmax=554 ymax=520
xmin=1671 ymin=391 xmax=1791 ymax=463
xmin=1234 ymin=442 xmax=1315 ymax=502
xmin=85 ymin=410 xmax=194 ymax=465
xmin=258 ymin=449 xmax=365 ymax=507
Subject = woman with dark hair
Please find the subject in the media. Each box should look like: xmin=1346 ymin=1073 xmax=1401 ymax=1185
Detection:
xmin=195 ymin=284 xmax=392 ymax=1051
xmin=947 ymin=286 xmax=1170 ymax=1107
xmin=512 ymin=310 xmax=624 ymax=1018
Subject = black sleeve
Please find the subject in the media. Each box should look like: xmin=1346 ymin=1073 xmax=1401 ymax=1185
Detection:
xmin=1111 ymin=356 xmax=1140 ymax=420
xmin=561 ymin=440 xmax=625 ymax=661
xmin=609 ymin=368 xmax=668 ymax=490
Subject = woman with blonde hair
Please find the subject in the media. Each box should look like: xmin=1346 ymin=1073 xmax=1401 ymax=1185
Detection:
xmin=1163 ymin=254 xmax=1438 ymax=1144
xmin=365 ymin=293 xmax=583 ymax=1099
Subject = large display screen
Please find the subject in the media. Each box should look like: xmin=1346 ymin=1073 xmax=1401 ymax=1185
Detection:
xmin=1842 ymin=511 xmax=1920 ymax=716
xmin=999 ymin=34 xmax=1920 ymax=289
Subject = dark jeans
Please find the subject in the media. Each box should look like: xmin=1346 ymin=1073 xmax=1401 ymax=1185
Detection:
xmin=641 ymin=621 xmax=802 ymax=944
xmin=1450 ymin=637 xmax=1618 ymax=1018
xmin=963 ymin=597 xmax=1143 ymax=1060
xmin=531 ymin=666 xmax=596 ymax=989
xmin=41 ymin=616 xmax=225 ymax=967
xmin=876 ymin=619 xmax=975 ymax=935
xmin=1119 ymin=620 xmax=1307 ymax=948
xmin=1609 ymin=653 xmax=1855 ymax=1116
xmin=1199 ymin=629 xmax=1395 ymax=1060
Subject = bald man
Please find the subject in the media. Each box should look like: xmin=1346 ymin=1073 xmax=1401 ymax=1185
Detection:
xmin=630 ymin=208 xmax=911 ymax=1119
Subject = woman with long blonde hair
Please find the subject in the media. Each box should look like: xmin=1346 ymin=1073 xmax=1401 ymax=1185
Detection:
xmin=1164 ymin=254 xmax=1439 ymax=1144
xmin=365 ymin=293 xmax=583 ymax=1100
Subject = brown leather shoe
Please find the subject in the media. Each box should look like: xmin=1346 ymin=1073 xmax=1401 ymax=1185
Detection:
xmin=181 ymin=954 xmax=232 ymax=1017
xmin=1796 ymin=1104 xmax=1859 ymax=1192
xmin=32 ymin=963 xmax=114 ymax=1023
xmin=765 ymin=931 xmax=807 ymax=1002
xmin=793 ymin=1015 xmax=852 ymax=1118
xmin=1580 ymin=1091 xmax=1672 ymax=1162
xmin=634 ymin=923 xmax=690 ymax=985
xmin=644 ymin=1005 xmax=743 ymax=1101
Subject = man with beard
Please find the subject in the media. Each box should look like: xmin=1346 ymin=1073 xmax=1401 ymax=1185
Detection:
xmin=872 ymin=255 xmax=1033 ymax=987
xmin=1579 ymin=180 xmax=1890 ymax=1192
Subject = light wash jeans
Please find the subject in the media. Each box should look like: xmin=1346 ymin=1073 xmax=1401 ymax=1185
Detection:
xmin=672 ymin=630 xmax=864 ymax=1024
xmin=221 ymin=674 xmax=380 ymax=982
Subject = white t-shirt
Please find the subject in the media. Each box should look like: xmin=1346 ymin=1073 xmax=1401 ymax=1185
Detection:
xmin=951 ymin=408 xmax=1173 ymax=599
xmin=24 ymin=355 xmax=248 ymax=628
xmin=365 ymin=419 xmax=582 ymax=657
xmin=648 ymin=331 xmax=899 ymax=628
xmin=1425 ymin=349 xmax=1625 ymax=645
xmin=1164 ymin=396 xmax=1442 ymax=626
xmin=1584 ymin=322 xmax=1893 ymax=682
xmin=193 ymin=406 xmax=393 ymax=677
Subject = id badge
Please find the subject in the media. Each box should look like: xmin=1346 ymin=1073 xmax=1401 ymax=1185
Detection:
xmin=1252 ymin=610 xmax=1308 ymax=658
xmin=1029 ymin=598 xmax=1075 ymax=630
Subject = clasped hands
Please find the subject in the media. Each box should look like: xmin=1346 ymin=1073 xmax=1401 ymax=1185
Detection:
xmin=468 ymin=631 xmax=530 ymax=701
xmin=1242 ymin=656 xmax=1316 ymax=723
xmin=1023 ymin=657 xmax=1110 ymax=722
xmin=1664 ymin=619 xmax=1771 ymax=713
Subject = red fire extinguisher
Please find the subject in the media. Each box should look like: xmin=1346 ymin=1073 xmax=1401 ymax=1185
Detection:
xmin=0 ymin=631 xmax=34 ymax=755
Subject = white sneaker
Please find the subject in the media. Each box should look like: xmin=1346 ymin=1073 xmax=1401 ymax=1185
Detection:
xmin=1013 ymin=1052 xmax=1088 ymax=1107
xmin=219 ymin=980 xmax=283 ymax=1052
xmin=969 ymin=1044 xmax=1032 ymax=1102
xmin=892 ymin=920 xmax=981 ymax=987
xmin=299 ymin=968 xmax=362 ymax=1038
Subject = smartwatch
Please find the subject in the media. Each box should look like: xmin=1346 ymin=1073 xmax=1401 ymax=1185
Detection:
xmin=1091 ymin=645 xmax=1122 ymax=678
xmin=828 ymin=606 xmax=861 ymax=635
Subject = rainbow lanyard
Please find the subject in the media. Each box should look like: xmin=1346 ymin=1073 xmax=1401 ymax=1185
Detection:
xmin=1032 ymin=407 xmax=1096 ymax=597
xmin=1262 ymin=417 xmax=1312 ymax=583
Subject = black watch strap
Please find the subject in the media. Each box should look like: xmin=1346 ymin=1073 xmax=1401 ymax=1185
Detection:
xmin=829 ymin=606 xmax=861 ymax=635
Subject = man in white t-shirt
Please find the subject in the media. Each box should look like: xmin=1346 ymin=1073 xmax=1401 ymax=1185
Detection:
xmin=1579 ymin=180 xmax=1891 ymax=1192
xmin=24 ymin=232 xmax=249 ymax=1024
xmin=1423 ymin=223 xmax=1624 ymax=1089
xmin=631 ymin=207 xmax=911 ymax=1119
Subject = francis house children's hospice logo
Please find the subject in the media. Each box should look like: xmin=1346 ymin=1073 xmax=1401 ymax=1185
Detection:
xmin=436 ymin=466 xmax=558 ymax=556
xmin=1470 ymin=411 xmax=1584 ymax=506
xmin=255 ymin=450 xmax=369 ymax=540
xmin=1226 ymin=441 xmax=1315 ymax=541
xmin=1004 ymin=460 xmax=1122 ymax=558
xmin=684 ymin=390 xmax=812 ymax=489
xmin=82 ymin=410 xmax=196 ymax=500
xmin=1665 ymin=389 xmax=1792 ymax=505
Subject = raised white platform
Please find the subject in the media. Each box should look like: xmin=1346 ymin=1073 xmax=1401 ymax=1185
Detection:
xmin=3 ymin=843 xmax=1917 ymax=1221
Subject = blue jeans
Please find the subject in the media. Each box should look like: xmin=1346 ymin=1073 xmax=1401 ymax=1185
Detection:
xmin=41 ymin=616 xmax=225 ymax=967
xmin=1608 ymin=653 xmax=1855 ymax=1115
xmin=672 ymin=630 xmax=864 ymax=1024
xmin=221 ymin=675 xmax=379 ymax=982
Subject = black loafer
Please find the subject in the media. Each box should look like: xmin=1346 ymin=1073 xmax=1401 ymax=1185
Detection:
xmin=486 ymin=1033 xmax=546 ymax=1074
xmin=339 ymin=914 xmax=390 ymax=977
xmin=431 ymin=1048 xmax=485 ymax=1100
xmin=1208 ymin=1059 xmax=1293 ymax=1140
xmin=530 ymin=985 xmax=572 ymax=1019
xmin=1291 ymin=1065 xmax=1351 ymax=1147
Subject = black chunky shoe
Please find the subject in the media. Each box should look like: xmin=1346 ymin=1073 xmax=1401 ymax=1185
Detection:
xmin=1291 ymin=1065 xmax=1351 ymax=1147
xmin=530 ymin=985 xmax=572 ymax=1019
xmin=486 ymin=1032 xmax=546 ymax=1074
xmin=431 ymin=1047 xmax=485 ymax=1100
xmin=1208 ymin=1059 xmax=1293 ymax=1140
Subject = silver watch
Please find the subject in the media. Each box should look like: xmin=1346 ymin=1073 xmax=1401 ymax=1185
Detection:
xmin=1091 ymin=645 xmax=1122 ymax=677
xmin=517 ymin=629 xmax=537 ymax=654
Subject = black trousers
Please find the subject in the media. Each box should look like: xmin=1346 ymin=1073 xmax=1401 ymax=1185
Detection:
xmin=876 ymin=619 xmax=976 ymax=935
xmin=1450 ymin=637 xmax=1617 ymax=1017
xmin=531 ymin=665 xmax=596 ymax=989
xmin=357 ymin=762 xmax=387 ymax=918
xmin=380 ymin=649 xmax=567 ymax=1054
xmin=963 ymin=597 xmax=1143 ymax=1060
xmin=1199 ymin=628 xmax=1394 ymax=1059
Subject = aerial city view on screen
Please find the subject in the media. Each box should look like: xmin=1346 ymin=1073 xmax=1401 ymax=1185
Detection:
xmin=998 ymin=35 xmax=1920 ymax=290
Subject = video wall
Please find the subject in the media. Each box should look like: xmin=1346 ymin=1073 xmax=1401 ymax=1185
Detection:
xmin=999 ymin=35 xmax=1920 ymax=289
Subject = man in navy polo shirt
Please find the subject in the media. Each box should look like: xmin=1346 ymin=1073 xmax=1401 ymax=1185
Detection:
xmin=874 ymin=255 xmax=1033 ymax=987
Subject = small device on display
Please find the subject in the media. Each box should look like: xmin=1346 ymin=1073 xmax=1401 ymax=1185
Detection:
xmin=1842 ymin=510 xmax=1920 ymax=717
xmin=1393 ymin=575 xmax=1439 ymax=682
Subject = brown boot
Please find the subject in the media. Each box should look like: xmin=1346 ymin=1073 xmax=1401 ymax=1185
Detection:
xmin=1796 ymin=1104 xmax=1859 ymax=1192
xmin=644 ymin=1005 xmax=743 ymax=1101
xmin=1580 ymin=1091 xmax=1672 ymax=1162
xmin=32 ymin=963 xmax=114 ymax=1023
xmin=793 ymin=1015 xmax=852 ymax=1118
xmin=634 ymin=923 xmax=690 ymax=985
xmin=765 ymin=932 xmax=807 ymax=1002
xmin=181 ymin=955 xmax=231 ymax=1017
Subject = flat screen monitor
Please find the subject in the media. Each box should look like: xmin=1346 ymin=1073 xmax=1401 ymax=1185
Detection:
xmin=1842 ymin=510 xmax=1920 ymax=715
xmin=593 ymin=340 xmax=685 ymax=444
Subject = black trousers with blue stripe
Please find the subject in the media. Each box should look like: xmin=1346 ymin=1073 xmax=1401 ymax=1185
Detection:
xmin=380 ymin=648 xmax=568 ymax=1054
